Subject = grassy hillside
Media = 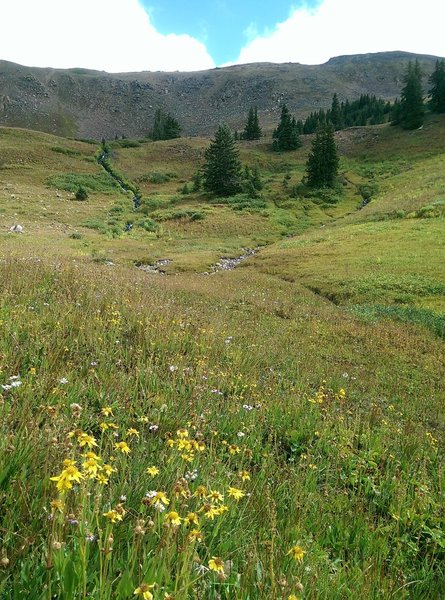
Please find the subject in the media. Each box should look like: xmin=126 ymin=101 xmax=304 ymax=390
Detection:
xmin=0 ymin=116 xmax=444 ymax=598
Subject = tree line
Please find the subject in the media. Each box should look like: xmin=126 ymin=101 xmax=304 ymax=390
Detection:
xmin=141 ymin=59 xmax=445 ymax=197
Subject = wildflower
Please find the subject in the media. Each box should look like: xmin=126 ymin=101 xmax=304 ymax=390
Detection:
xmin=239 ymin=470 xmax=250 ymax=482
xmin=181 ymin=452 xmax=195 ymax=463
xmin=115 ymin=441 xmax=130 ymax=454
xmin=288 ymin=545 xmax=305 ymax=562
xmin=237 ymin=431 xmax=245 ymax=438
xmin=178 ymin=438 xmax=192 ymax=451
xmin=208 ymin=490 xmax=224 ymax=503
xmin=78 ymin=432 xmax=98 ymax=448
xmin=50 ymin=499 xmax=64 ymax=513
xmin=99 ymin=422 xmax=109 ymax=431
xmin=86 ymin=533 xmax=96 ymax=542
xmin=102 ymin=463 xmax=116 ymax=476
xmin=202 ymin=504 xmax=220 ymax=520
xmin=59 ymin=378 xmax=68 ymax=385
xmin=194 ymin=485 xmax=207 ymax=499
xmin=176 ymin=428 xmax=189 ymax=439
xmin=103 ymin=509 xmax=124 ymax=523
xmin=208 ymin=557 xmax=225 ymax=574
xmin=51 ymin=541 xmax=62 ymax=550
xmin=146 ymin=466 xmax=160 ymax=477
xmin=228 ymin=487 xmax=245 ymax=501
xmin=228 ymin=444 xmax=240 ymax=455
xmin=169 ymin=365 xmax=178 ymax=372
xmin=149 ymin=424 xmax=159 ymax=432
xmin=185 ymin=469 xmax=198 ymax=481
xmin=216 ymin=504 xmax=229 ymax=516
xmin=50 ymin=464 xmax=83 ymax=492
xmin=101 ymin=406 xmax=113 ymax=417
xmin=96 ymin=473 xmax=109 ymax=485
xmin=127 ymin=428 xmax=139 ymax=438
xmin=243 ymin=404 xmax=253 ymax=411
xmin=188 ymin=528 xmax=203 ymax=543
xmin=165 ymin=511 xmax=182 ymax=527
xmin=134 ymin=583 xmax=155 ymax=599
xmin=184 ymin=512 xmax=199 ymax=527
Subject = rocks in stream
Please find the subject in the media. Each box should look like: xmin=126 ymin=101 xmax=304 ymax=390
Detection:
xmin=208 ymin=248 xmax=257 ymax=274
xmin=138 ymin=259 xmax=172 ymax=274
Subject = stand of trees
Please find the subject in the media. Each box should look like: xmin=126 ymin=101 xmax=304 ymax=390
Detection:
xmin=151 ymin=108 xmax=181 ymax=141
xmin=272 ymin=105 xmax=301 ymax=151
xmin=301 ymin=94 xmax=393 ymax=134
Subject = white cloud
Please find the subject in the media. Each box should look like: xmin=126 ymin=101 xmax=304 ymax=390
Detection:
xmin=0 ymin=0 xmax=215 ymax=72
xmin=234 ymin=0 xmax=445 ymax=66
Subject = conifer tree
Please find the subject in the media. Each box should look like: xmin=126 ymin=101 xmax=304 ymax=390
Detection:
xmin=202 ymin=124 xmax=242 ymax=196
xmin=272 ymin=105 xmax=301 ymax=151
xmin=392 ymin=61 xmax=424 ymax=130
xmin=152 ymin=108 xmax=181 ymax=140
xmin=305 ymin=123 xmax=339 ymax=188
xmin=330 ymin=93 xmax=343 ymax=130
xmin=428 ymin=59 xmax=445 ymax=113
xmin=243 ymin=106 xmax=262 ymax=140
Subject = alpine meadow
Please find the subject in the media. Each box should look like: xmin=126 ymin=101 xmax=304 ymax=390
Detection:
xmin=0 ymin=51 xmax=444 ymax=600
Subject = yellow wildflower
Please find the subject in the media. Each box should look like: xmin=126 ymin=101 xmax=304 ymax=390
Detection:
xmin=165 ymin=511 xmax=182 ymax=527
xmin=287 ymin=545 xmax=305 ymax=562
xmin=96 ymin=473 xmax=109 ymax=485
xmin=103 ymin=463 xmax=116 ymax=476
xmin=176 ymin=428 xmax=189 ymax=439
xmin=103 ymin=509 xmax=124 ymax=523
xmin=208 ymin=557 xmax=225 ymax=574
xmin=146 ymin=466 xmax=160 ymax=477
xmin=134 ymin=583 xmax=155 ymax=599
xmin=77 ymin=432 xmax=98 ymax=448
xmin=208 ymin=490 xmax=224 ymax=503
xmin=228 ymin=444 xmax=240 ymax=455
xmin=239 ymin=470 xmax=250 ymax=482
xmin=188 ymin=528 xmax=203 ymax=543
xmin=184 ymin=512 xmax=199 ymax=527
xmin=228 ymin=487 xmax=245 ymax=501
xmin=101 ymin=406 xmax=113 ymax=417
xmin=127 ymin=428 xmax=139 ymax=438
xmin=50 ymin=498 xmax=64 ymax=512
xmin=194 ymin=485 xmax=207 ymax=499
xmin=115 ymin=441 xmax=130 ymax=454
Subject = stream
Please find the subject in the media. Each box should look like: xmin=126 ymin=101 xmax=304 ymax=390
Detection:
xmin=98 ymin=148 xmax=141 ymax=209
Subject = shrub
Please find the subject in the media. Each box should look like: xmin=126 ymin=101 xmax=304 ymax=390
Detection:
xmin=75 ymin=186 xmax=88 ymax=201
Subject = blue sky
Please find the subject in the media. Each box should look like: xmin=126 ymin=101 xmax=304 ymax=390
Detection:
xmin=141 ymin=0 xmax=319 ymax=65
xmin=1 ymin=0 xmax=444 ymax=72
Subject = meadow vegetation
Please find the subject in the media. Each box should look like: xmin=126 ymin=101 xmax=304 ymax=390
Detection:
xmin=0 ymin=114 xmax=444 ymax=598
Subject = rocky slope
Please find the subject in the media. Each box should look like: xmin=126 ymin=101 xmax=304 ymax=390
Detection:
xmin=0 ymin=51 xmax=441 ymax=139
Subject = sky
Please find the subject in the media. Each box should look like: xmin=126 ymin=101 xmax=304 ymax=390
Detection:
xmin=1 ymin=0 xmax=444 ymax=72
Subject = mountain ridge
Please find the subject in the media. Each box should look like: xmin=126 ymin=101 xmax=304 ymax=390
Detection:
xmin=0 ymin=51 xmax=442 ymax=139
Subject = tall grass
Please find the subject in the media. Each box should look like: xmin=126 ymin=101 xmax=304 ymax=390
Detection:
xmin=0 ymin=259 xmax=443 ymax=599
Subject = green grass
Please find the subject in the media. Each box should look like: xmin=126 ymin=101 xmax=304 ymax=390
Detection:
xmin=0 ymin=117 xmax=444 ymax=598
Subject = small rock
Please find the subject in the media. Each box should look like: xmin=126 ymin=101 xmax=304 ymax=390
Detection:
xmin=9 ymin=224 xmax=24 ymax=233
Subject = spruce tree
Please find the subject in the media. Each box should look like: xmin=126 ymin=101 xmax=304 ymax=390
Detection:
xmin=330 ymin=93 xmax=343 ymax=130
xmin=393 ymin=61 xmax=424 ymax=130
xmin=305 ymin=124 xmax=339 ymax=188
xmin=243 ymin=106 xmax=262 ymax=140
xmin=202 ymin=124 xmax=242 ymax=196
xmin=272 ymin=105 xmax=301 ymax=151
xmin=429 ymin=59 xmax=445 ymax=113
xmin=152 ymin=108 xmax=181 ymax=140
